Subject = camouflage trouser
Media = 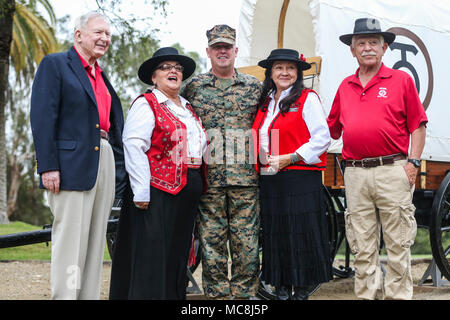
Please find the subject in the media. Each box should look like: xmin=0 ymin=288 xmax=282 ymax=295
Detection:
xmin=198 ymin=186 xmax=260 ymax=299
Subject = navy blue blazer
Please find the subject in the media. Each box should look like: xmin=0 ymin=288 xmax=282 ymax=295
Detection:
xmin=30 ymin=47 xmax=127 ymax=199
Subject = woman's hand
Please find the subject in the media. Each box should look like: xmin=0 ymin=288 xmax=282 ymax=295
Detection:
xmin=134 ymin=201 xmax=149 ymax=210
xmin=267 ymin=154 xmax=293 ymax=172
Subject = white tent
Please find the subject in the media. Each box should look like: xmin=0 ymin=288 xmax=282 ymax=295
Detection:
xmin=237 ymin=0 xmax=450 ymax=162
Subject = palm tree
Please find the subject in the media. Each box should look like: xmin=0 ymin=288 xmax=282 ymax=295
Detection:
xmin=0 ymin=0 xmax=58 ymax=224
xmin=11 ymin=0 xmax=58 ymax=80
xmin=0 ymin=0 xmax=16 ymax=224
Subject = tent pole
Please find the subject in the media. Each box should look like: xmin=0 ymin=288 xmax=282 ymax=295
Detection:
xmin=278 ymin=0 xmax=290 ymax=48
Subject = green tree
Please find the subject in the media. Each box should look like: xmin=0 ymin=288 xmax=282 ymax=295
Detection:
xmin=101 ymin=33 xmax=161 ymax=107
xmin=6 ymin=79 xmax=52 ymax=225
xmin=0 ymin=0 xmax=15 ymax=224
xmin=10 ymin=0 xmax=58 ymax=81
xmin=0 ymin=0 xmax=59 ymax=225
xmin=171 ymin=42 xmax=207 ymax=75
xmin=100 ymin=39 xmax=207 ymax=109
xmin=0 ymin=0 xmax=58 ymax=224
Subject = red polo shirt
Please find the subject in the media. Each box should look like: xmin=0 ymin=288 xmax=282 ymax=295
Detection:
xmin=74 ymin=47 xmax=111 ymax=132
xmin=327 ymin=63 xmax=428 ymax=160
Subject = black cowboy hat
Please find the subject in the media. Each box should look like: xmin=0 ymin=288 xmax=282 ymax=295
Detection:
xmin=258 ymin=48 xmax=311 ymax=71
xmin=138 ymin=47 xmax=196 ymax=85
xmin=339 ymin=18 xmax=396 ymax=46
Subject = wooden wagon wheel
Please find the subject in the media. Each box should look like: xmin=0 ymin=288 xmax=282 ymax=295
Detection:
xmin=106 ymin=232 xmax=116 ymax=259
xmin=429 ymin=171 xmax=450 ymax=281
xmin=105 ymin=218 xmax=119 ymax=260
xmin=105 ymin=204 xmax=122 ymax=260
xmin=324 ymin=186 xmax=339 ymax=260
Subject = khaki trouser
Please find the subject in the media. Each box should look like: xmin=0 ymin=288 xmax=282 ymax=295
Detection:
xmin=47 ymin=139 xmax=115 ymax=300
xmin=344 ymin=159 xmax=417 ymax=300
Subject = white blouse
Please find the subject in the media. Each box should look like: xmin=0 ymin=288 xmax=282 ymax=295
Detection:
xmin=123 ymin=89 xmax=207 ymax=202
xmin=259 ymin=87 xmax=331 ymax=164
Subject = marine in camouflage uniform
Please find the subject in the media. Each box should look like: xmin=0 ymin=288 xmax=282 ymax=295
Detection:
xmin=181 ymin=24 xmax=262 ymax=299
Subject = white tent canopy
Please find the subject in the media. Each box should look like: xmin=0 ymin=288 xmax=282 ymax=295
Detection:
xmin=236 ymin=0 xmax=316 ymax=67
xmin=237 ymin=0 xmax=450 ymax=162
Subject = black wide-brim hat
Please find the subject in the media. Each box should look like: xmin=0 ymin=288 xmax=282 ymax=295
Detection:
xmin=138 ymin=47 xmax=196 ymax=85
xmin=258 ymin=48 xmax=311 ymax=71
xmin=339 ymin=18 xmax=396 ymax=46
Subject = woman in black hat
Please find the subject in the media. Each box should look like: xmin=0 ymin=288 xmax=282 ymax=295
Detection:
xmin=109 ymin=47 xmax=208 ymax=300
xmin=251 ymin=48 xmax=332 ymax=300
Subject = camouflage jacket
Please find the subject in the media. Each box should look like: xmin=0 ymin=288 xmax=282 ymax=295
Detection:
xmin=181 ymin=69 xmax=262 ymax=187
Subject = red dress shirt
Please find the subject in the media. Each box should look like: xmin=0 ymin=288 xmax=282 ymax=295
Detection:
xmin=74 ymin=46 xmax=111 ymax=132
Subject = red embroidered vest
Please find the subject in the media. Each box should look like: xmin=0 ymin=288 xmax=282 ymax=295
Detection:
xmin=134 ymin=93 xmax=207 ymax=195
xmin=252 ymin=89 xmax=327 ymax=173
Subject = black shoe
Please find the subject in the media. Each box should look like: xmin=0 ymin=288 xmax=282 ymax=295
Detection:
xmin=275 ymin=286 xmax=292 ymax=300
xmin=292 ymin=286 xmax=310 ymax=300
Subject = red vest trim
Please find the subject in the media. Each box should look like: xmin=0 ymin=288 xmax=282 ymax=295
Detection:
xmin=134 ymin=93 xmax=208 ymax=195
xmin=252 ymin=89 xmax=327 ymax=173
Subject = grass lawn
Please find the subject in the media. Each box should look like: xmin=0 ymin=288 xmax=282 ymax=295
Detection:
xmin=0 ymin=221 xmax=111 ymax=261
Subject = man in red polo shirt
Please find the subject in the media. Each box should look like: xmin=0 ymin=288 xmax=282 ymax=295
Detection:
xmin=30 ymin=11 xmax=126 ymax=299
xmin=327 ymin=18 xmax=427 ymax=300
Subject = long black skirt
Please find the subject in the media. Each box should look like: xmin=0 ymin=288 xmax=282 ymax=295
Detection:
xmin=259 ymin=170 xmax=332 ymax=287
xmin=109 ymin=169 xmax=202 ymax=300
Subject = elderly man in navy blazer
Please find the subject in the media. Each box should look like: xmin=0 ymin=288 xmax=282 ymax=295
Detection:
xmin=30 ymin=11 xmax=126 ymax=300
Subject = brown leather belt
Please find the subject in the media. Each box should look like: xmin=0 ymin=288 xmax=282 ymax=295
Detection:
xmin=344 ymin=154 xmax=406 ymax=168
xmin=100 ymin=129 xmax=109 ymax=141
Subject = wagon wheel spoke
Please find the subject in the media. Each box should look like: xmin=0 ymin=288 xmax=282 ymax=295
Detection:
xmin=444 ymin=245 xmax=450 ymax=256
xmin=440 ymin=235 xmax=450 ymax=257
xmin=438 ymin=207 xmax=450 ymax=259
xmin=443 ymin=200 xmax=450 ymax=209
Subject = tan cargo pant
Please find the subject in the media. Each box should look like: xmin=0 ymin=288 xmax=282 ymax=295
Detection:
xmin=344 ymin=159 xmax=417 ymax=300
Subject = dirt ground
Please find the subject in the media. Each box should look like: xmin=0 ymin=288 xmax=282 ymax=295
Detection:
xmin=0 ymin=259 xmax=449 ymax=300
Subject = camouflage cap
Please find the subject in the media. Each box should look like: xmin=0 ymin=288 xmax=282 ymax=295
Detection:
xmin=206 ymin=24 xmax=236 ymax=46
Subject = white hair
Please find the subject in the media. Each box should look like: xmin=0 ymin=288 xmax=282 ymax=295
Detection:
xmin=74 ymin=11 xmax=108 ymax=32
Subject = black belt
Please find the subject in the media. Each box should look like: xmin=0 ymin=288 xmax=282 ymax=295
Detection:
xmin=344 ymin=154 xmax=406 ymax=168
xmin=100 ymin=129 xmax=109 ymax=141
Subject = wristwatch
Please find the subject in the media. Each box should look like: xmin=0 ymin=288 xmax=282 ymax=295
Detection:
xmin=290 ymin=152 xmax=300 ymax=164
xmin=407 ymin=158 xmax=421 ymax=168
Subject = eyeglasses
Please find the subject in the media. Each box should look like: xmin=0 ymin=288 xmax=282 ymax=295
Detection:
xmin=156 ymin=64 xmax=184 ymax=72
